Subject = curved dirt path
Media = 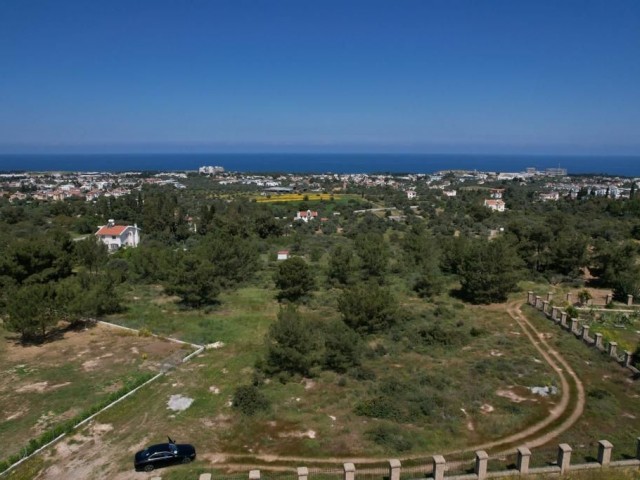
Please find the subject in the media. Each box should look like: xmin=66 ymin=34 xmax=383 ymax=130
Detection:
xmin=202 ymin=300 xmax=587 ymax=470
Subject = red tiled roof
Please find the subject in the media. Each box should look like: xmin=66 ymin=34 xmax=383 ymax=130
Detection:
xmin=96 ymin=225 xmax=128 ymax=236
xmin=298 ymin=211 xmax=318 ymax=217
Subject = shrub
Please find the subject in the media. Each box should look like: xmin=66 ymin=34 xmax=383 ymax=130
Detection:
xmin=365 ymin=424 xmax=413 ymax=452
xmin=355 ymin=396 xmax=403 ymax=421
xmin=232 ymin=385 xmax=271 ymax=416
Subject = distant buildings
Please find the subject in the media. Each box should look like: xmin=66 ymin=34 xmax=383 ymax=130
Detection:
xmin=199 ymin=165 xmax=225 ymax=175
xmin=546 ymin=167 xmax=568 ymax=176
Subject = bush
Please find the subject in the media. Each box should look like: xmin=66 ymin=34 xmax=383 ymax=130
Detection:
xmin=365 ymin=424 xmax=413 ymax=452
xmin=232 ymin=385 xmax=271 ymax=416
xmin=355 ymin=396 xmax=403 ymax=420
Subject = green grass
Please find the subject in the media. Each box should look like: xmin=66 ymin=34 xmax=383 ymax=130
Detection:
xmin=11 ymin=281 xmax=638 ymax=479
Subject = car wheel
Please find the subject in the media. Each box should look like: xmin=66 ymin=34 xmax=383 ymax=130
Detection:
xmin=182 ymin=457 xmax=192 ymax=464
xmin=144 ymin=464 xmax=154 ymax=472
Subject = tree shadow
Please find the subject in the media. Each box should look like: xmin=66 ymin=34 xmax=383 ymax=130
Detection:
xmin=7 ymin=318 xmax=98 ymax=347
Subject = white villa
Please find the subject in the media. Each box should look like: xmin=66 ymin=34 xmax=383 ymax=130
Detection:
xmin=294 ymin=210 xmax=318 ymax=223
xmin=483 ymin=199 xmax=506 ymax=212
xmin=95 ymin=219 xmax=141 ymax=252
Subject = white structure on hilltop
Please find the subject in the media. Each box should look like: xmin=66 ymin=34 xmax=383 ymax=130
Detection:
xmin=95 ymin=219 xmax=141 ymax=252
xmin=199 ymin=166 xmax=225 ymax=175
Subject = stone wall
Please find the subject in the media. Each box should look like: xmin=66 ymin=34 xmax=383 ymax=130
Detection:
xmin=527 ymin=291 xmax=639 ymax=375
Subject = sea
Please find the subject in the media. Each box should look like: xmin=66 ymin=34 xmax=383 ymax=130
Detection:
xmin=0 ymin=154 xmax=639 ymax=176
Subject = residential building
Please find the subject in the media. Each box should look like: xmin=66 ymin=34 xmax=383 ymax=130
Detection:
xmin=294 ymin=210 xmax=318 ymax=223
xmin=483 ymin=199 xmax=506 ymax=212
xmin=95 ymin=219 xmax=141 ymax=252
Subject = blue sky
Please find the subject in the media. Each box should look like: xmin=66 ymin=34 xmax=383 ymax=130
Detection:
xmin=1 ymin=0 xmax=639 ymax=154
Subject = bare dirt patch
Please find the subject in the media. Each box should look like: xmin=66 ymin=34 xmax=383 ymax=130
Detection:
xmin=0 ymin=323 xmax=187 ymax=461
xmin=496 ymin=388 xmax=530 ymax=403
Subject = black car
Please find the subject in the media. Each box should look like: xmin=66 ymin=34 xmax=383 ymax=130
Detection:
xmin=134 ymin=438 xmax=196 ymax=472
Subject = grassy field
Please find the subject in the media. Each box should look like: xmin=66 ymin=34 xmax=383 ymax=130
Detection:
xmin=5 ymin=281 xmax=569 ymax=479
xmin=0 ymin=322 xmax=187 ymax=463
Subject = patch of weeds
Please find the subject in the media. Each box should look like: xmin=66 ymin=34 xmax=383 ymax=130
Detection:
xmin=365 ymin=423 xmax=414 ymax=452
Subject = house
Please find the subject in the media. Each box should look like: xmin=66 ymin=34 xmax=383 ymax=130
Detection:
xmin=490 ymin=188 xmax=505 ymax=199
xmin=483 ymin=199 xmax=506 ymax=212
xmin=294 ymin=210 xmax=318 ymax=223
xmin=406 ymin=190 xmax=417 ymax=200
xmin=443 ymin=190 xmax=457 ymax=197
xmin=95 ymin=219 xmax=141 ymax=252
xmin=540 ymin=192 xmax=560 ymax=202
xmin=277 ymin=250 xmax=290 ymax=261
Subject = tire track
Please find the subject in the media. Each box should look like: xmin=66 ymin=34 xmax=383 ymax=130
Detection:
xmin=203 ymin=301 xmax=586 ymax=470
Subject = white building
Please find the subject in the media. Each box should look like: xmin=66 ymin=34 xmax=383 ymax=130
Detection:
xmin=198 ymin=165 xmax=225 ymax=175
xmin=294 ymin=210 xmax=318 ymax=223
xmin=95 ymin=219 xmax=141 ymax=252
xmin=483 ymin=199 xmax=506 ymax=212
xmin=277 ymin=250 xmax=290 ymax=261
xmin=406 ymin=190 xmax=417 ymax=200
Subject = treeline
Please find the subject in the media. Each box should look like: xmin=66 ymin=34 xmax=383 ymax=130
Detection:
xmin=2 ymin=181 xmax=640 ymax=342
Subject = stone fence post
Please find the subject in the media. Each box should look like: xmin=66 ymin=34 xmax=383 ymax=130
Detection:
xmin=528 ymin=291 xmax=535 ymax=305
xmin=628 ymin=295 xmax=634 ymax=306
xmin=547 ymin=292 xmax=553 ymax=301
xmin=517 ymin=447 xmax=531 ymax=474
xmin=297 ymin=467 xmax=308 ymax=480
xmin=608 ymin=342 xmax=618 ymax=359
xmin=551 ymin=307 xmax=559 ymax=321
xmin=598 ymin=440 xmax=613 ymax=466
xmin=250 ymin=470 xmax=261 ymax=480
xmin=581 ymin=325 xmax=590 ymax=342
xmin=343 ymin=463 xmax=355 ymax=480
xmin=606 ymin=293 xmax=613 ymax=305
xmin=475 ymin=451 xmax=488 ymax=480
xmin=557 ymin=444 xmax=572 ymax=474
xmin=535 ymin=296 xmax=543 ymax=309
xmin=543 ymin=301 xmax=549 ymax=314
xmin=388 ymin=460 xmax=400 ymax=480
xmin=566 ymin=292 xmax=572 ymax=303
xmin=560 ymin=312 xmax=568 ymax=328
xmin=595 ymin=333 xmax=604 ymax=350
xmin=624 ymin=351 xmax=633 ymax=368
xmin=570 ymin=317 xmax=579 ymax=334
xmin=432 ymin=455 xmax=446 ymax=480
